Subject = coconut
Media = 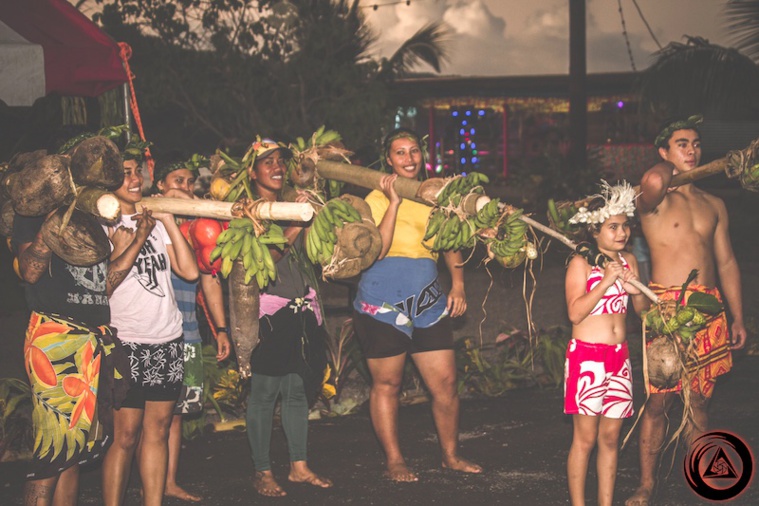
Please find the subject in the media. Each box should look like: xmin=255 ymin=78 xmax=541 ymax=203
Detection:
xmin=40 ymin=208 xmax=110 ymax=266
xmin=335 ymin=221 xmax=381 ymax=270
xmin=339 ymin=194 xmax=373 ymax=221
xmin=417 ymin=178 xmax=446 ymax=205
xmin=69 ymin=136 xmax=124 ymax=190
xmin=647 ymin=335 xmax=683 ymax=389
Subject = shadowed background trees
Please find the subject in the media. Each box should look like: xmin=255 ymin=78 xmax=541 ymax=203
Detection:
xmin=93 ymin=0 xmax=448 ymax=157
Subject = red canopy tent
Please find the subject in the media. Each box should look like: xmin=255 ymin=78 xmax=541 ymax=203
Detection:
xmin=0 ymin=0 xmax=127 ymax=106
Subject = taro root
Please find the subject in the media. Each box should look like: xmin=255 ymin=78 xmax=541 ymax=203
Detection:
xmin=69 ymin=136 xmax=124 ymax=190
xmin=75 ymin=187 xmax=121 ymax=222
xmin=8 ymin=154 xmax=74 ymax=216
xmin=647 ymin=335 xmax=683 ymax=389
xmin=7 ymin=149 xmax=47 ymax=173
xmin=40 ymin=208 xmax=110 ymax=266
xmin=229 ymin=260 xmax=260 ymax=379
xmin=0 ymin=200 xmax=15 ymax=237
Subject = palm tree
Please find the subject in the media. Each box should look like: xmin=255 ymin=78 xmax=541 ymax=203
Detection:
xmin=377 ymin=22 xmax=450 ymax=81
xmin=637 ymin=1 xmax=759 ymax=121
xmin=725 ymin=0 xmax=759 ymax=62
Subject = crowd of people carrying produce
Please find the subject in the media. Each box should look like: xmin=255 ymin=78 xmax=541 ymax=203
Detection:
xmin=0 ymin=114 xmax=752 ymax=505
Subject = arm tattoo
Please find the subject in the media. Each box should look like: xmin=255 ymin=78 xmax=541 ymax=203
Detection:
xmin=106 ymin=268 xmax=130 ymax=295
xmin=20 ymin=241 xmax=52 ymax=281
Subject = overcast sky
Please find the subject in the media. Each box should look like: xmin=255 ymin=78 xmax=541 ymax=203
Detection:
xmin=359 ymin=0 xmax=734 ymax=76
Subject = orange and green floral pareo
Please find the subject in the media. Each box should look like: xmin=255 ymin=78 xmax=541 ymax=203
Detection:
xmin=24 ymin=312 xmax=123 ymax=479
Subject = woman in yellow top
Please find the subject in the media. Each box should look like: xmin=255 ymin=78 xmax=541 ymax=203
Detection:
xmin=352 ymin=128 xmax=482 ymax=481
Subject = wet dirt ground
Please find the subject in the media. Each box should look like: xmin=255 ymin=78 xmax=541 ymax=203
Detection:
xmin=1 ymin=354 xmax=757 ymax=505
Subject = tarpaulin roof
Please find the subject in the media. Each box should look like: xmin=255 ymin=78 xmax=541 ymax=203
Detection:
xmin=0 ymin=0 xmax=127 ymax=106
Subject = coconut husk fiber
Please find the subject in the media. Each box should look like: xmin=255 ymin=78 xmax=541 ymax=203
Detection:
xmin=69 ymin=136 xmax=124 ymax=190
xmin=339 ymin=194 xmax=372 ymax=221
xmin=7 ymin=154 xmax=74 ymax=217
xmin=646 ymin=335 xmax=683 ymax=389
xmin=40 ymin=207 xmax=110 ymax=266
xmin=321 ymin=220 xmax=382 ymax=281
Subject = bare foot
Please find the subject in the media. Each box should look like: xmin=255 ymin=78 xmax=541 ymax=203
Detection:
xmin=288 ymin=469 xmax=333 ymax=489
xmin=384 ymin=462 xmax=419 ymax=482
xmin=625 ymin=485 xmax=653 ymax=506
xmin=253 ymin=471 xmax=287 ymax=497
xmin=442 ymin=455 xmax=483 ymax=474
xmin=164 ymin=483 xmax=202 ymax=502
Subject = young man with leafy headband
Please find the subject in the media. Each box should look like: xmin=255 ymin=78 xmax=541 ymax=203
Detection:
xmin=626 ymin=117 xmax=746 ymax=506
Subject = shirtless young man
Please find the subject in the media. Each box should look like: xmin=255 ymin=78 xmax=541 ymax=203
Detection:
xmin=626 ymin=118 xmax=747 ymax=506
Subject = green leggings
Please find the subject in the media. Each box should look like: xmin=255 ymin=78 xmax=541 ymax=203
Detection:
xmin=246 ymin=372 xmax=308 ymax=471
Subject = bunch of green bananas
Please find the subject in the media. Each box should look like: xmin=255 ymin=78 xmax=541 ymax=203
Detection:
xmin=436 ymin=172 xmax=489 ymax=207
xmin=306 ymin=198 xmax=362 ymax=264
xmin=471 ymin=198 xmax=501 ymax=230
xmin=488 ymin=209 xmax=529 ymax=266
xmin=645 ymin=305 xmax=709 ymax=343
xmin=209 ymin=219 xmax=287 ymax=288
xmin=426 ymin=212 xmax=476 ymax=251
xmin=546 ymin=198 xmax=580 ymax=236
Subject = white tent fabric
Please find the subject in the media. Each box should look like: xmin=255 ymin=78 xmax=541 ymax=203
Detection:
xmin=0 ymin=19 xmax=45 ymax=106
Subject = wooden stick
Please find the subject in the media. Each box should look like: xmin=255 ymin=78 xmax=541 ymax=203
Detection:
xmin=632 ymin=157 xmax=728 ymax=193
xmin=138 ymin=197 xmax=314 ymax=222
xmin=316 ymin=160 xmax=490 ymax=213
xmin=520 ymin=213 xmax=660 ymax=303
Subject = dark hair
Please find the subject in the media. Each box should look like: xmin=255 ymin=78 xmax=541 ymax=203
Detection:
xmin=382 ymin=128 xmax=423 ymax=162
xmin=654 ymin=115 xmax=703 ymax=149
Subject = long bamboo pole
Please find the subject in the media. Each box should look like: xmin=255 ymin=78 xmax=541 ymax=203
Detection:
xmin=316 ymin=160 xmax=490 ymax=213
xmin=138 ymin=197 xmax=314 ymax=222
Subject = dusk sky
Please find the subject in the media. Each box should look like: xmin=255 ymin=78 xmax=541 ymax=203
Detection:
xmin=360 ymin=0 xmax=735 ymax=76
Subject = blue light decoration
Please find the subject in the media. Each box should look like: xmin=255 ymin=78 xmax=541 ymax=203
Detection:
xmin=453 ymin=108 xmax=485 ymax=172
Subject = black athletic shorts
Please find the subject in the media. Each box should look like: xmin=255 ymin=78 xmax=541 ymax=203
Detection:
xmin=352 ymin=312 xmax=453 ymax=359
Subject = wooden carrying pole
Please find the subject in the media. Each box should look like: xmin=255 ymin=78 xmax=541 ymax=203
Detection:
xmin=316 ymin=160 xmax=489 ymax=213
xmin=138 ymin=197 xmax=314 ymax=222
xmin=632 ymin=157 xmax=729 ymax=193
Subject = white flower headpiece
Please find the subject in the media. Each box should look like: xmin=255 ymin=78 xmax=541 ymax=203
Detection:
xmin=569 ymin=180 xmax=638 ymax=225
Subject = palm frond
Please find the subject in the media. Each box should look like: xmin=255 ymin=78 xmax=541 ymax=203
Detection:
xmin=725 ymin=0 xmax=759 ymax=62
xmin=385 ymin=22 xmax=450 ymax=77
xmin=637 ymin=36 xmax=759 ymax=118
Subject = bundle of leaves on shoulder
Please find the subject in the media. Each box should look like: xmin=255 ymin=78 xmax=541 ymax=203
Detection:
xmin=455 ymin=326 xmax=570 ymax=397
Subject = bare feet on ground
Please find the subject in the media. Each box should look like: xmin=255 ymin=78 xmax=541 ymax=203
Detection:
xmin=442 ymin=455 xmax=483 ymax=474
xmin=288 ymin=468 xmax=333 ymax=488
xmin=253 ymin=471 xmax=287 ymax=497
xmin=164 ymin=484 xmax=202 ymax=502
xmin=384 ymin=461 xmax=419 ymax=482
xmin=625 ymin=486 xmax=653 ymax=506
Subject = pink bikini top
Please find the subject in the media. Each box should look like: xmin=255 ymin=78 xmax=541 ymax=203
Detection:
xmin=586 ymin=254 xmax=630 ymax=315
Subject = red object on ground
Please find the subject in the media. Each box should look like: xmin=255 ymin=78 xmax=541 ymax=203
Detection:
xmin=0 ymin=0 xmax=127 ymax=99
